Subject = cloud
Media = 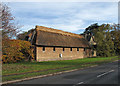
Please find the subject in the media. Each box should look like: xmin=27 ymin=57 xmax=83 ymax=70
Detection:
xmin=7 ymin=2 xmax=118 ymax=34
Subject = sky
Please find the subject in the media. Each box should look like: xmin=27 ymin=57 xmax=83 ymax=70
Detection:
xmin=6 ymin=2 xmax=118 ymax=34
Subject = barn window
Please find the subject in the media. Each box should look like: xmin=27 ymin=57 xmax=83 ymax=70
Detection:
xmin=43 ymin=47 xmax=45 ymax=51
xmin=84 ymin=48 xmax=87 ymax=55
xmin=63 ymin=48 xmax=65 ymax=51
xmin=84 ymin=48 xmax=86 ymax=51
xmin=70 ymin=48 xmax=72 ymax=51
xmin=77 ymin=48 xmax=79 ymax=51
xmin=53 ymin=47 xmax=55 ymax=51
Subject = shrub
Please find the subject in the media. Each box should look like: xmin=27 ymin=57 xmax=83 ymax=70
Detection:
xmin=2 ymin=39 xmax=34 ymax=63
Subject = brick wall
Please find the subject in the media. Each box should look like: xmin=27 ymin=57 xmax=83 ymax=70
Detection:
xmin=36 ymin=47 xmax=91 ymax=62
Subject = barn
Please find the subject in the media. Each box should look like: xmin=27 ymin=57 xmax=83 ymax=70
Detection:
xmin=27 ymin=25 xmax=94 ymax=62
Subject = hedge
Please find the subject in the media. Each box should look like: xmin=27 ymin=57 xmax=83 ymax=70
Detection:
xmin=2 ymin=39 xmax=34 ymax=63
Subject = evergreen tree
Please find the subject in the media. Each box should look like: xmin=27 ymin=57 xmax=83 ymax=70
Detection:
xmin=84 ymin=23 xmax=99 ymax=36
xmin=111 ymin=24 xmax=120 ymax=55
xmin=94 ymin=24 xmax=115 ymax=57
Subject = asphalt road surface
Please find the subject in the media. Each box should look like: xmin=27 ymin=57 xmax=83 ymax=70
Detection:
xmin=13 ymin=61 xmax=119 ymax=85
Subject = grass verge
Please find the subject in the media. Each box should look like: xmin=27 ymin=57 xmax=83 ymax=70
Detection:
xmin=2 ymin=56 xmax=119 ymax=82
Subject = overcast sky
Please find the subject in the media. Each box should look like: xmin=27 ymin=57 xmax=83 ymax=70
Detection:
xmin=6 ymin=2 xmax=118 ymax=34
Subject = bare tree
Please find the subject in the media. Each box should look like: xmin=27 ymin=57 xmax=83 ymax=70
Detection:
xmin=1 ymin=3 xmax=20 ymax=39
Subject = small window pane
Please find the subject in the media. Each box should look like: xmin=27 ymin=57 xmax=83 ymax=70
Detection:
xmin=70 ymin=48 xmax=72 ymax=51
xmin=53 ymin=47 xmax=55 ymax=51
xmin=77 ymin=48 xmax=79 ymax=51
xmin=43 ymin=47 xmax=45 ymax=51
xmin=63 ymin=48 xmax=65 ymax=51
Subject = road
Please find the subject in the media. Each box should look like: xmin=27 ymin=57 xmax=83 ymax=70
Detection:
xmin=13 ymin=61 xmax=119 ymax=85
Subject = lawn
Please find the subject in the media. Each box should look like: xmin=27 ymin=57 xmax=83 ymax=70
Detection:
xmin=2 ymin=56 xmax=119 ymax=82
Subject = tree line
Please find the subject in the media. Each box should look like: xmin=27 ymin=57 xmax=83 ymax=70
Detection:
xmin=84 ymin=23 xmax=120 ymax=57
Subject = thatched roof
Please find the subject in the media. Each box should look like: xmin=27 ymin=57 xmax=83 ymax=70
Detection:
xmin=34 ymin=26 xmax=90 ymax=48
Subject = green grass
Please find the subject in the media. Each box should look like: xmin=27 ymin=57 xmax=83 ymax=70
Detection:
xmin=2 ymin=56 xmax=119 ymax=82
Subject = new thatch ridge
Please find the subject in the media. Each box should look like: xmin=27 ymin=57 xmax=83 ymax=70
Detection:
xmin=35 ymin=25 xmax=83 ymax=38
xmin=34 ymin=25 xmax=90 ymax=48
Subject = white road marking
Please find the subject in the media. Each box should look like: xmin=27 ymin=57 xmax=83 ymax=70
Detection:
xmin=97 ymin=70 xmax=114 ymax=78
xmin=78 ymin=82 xmax=84 ymax=84
xmin=73 ymin=82 xmax=84 ymax=86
